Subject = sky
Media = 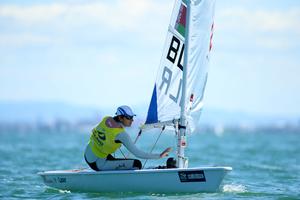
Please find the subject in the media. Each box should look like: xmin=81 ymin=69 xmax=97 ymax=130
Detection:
xmin=0 ymin=0 xmax=300 ymax=118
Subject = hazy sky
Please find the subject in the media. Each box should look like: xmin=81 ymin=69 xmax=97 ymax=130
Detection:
xmin=0 ymin=0 xmax=299 ymax=117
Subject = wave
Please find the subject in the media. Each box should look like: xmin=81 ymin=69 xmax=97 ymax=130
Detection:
xmin=249 ymin=163 xmax=283 ymax=171
xmin=58 ymin=189 xmax=71 ymax=194
xmin=223 ymin=184 xmax=247 ymax=193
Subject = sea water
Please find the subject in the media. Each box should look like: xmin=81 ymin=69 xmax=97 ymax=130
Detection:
xmin=0 ymin=128 xmax=299 ymax=199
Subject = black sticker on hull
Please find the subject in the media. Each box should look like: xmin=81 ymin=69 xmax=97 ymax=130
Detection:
xmin=178 ymin=170 xmax=206 ymax=182
xmin=42 ymin=176 xmax=67 ymax=184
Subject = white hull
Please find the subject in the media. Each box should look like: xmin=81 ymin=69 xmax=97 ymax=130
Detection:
xmin=38 ymin=167 xmax=232 ymax=193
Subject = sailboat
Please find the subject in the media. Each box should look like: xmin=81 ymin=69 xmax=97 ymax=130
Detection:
xmin=38 ymin=0 xmax=232 ymax=193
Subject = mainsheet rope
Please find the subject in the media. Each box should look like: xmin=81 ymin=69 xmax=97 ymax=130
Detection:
xmin=118 ymin=127 xmax=166 ymax=169
xmin=142 ymin=126 xmax=165 ymax=169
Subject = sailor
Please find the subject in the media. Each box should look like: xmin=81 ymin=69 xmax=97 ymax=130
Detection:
xmin=84 ymin=105 xmax=172 ymax=171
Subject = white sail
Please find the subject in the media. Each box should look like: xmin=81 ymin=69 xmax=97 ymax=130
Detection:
xmin=145 ymin=0 xmax=216 ymax=132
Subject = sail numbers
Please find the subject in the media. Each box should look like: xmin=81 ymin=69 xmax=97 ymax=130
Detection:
xmin=167 ymin=35 xmax=184 ymax=71
xmin=158 ymin=34 xmax=185 ymax=105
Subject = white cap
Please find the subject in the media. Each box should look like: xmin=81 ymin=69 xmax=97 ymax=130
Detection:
xmin=115 ymin=105 xmax=136 ymax=117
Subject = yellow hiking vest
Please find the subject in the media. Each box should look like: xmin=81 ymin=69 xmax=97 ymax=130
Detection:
xmin=89 ymin=116 xmax=124 ymax=158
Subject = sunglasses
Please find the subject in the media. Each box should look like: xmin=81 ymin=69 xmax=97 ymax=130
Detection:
xmin=124 ymin=115 xmax=134 ymax=120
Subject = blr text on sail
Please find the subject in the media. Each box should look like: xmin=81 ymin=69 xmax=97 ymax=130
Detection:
xmin=159 ymin=35 xmax=184 ymax=106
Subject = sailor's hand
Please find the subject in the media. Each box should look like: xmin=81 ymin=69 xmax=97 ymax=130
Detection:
xmin=160 ymin=147 xmax=172 ymax=158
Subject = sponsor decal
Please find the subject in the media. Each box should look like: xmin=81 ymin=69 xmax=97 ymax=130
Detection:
xmin=43 ymin=176 xmax=54 ymax=184
xmin=43 ymin=176 xmax=67 ymax=184
xmin=178 ymin=170 xmax=206 ymax=182
xmin=58 ymin=177 xmax=66 ymax=183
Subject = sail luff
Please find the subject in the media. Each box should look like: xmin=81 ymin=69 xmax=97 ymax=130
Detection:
xmin=177 ymin=0 xmax=190 ymax=168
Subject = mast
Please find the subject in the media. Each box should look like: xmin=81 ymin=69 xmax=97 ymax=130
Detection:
xmin=177 ymin=0 xmax=191 ymax=168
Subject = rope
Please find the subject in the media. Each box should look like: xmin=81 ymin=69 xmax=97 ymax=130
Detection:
xmin=119 ymin=148 xmax=127 ymax=159
xmin=142 ymin=126 xmax=165 ymax=169
xmin=133 ymin=129 xmax=143 ymax=144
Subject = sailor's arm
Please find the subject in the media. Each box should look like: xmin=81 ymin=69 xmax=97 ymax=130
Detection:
xmin=115 ymin=132 xmax=171 ymax=159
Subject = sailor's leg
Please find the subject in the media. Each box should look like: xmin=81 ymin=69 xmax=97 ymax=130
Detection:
xmin=84 ymin=144 xmax=106 ymax=171
xmin=85 ymin=146 xmax=142 ymax=171
xmin=97 ymin=157 xmax=142 ymax=170
xmin=100 ymin=159 xmax=141 ymax=170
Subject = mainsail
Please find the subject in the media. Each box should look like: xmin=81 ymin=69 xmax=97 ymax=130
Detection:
xmin=145 ymin=0 xmax=216 ymax=132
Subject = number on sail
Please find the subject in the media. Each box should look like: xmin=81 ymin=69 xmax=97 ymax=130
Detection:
xmin=167 ymin=35 xmax=184 ymax=71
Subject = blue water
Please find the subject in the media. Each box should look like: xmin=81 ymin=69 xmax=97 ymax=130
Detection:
xmin=0 ymin=129 xmax=299 ymax=199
